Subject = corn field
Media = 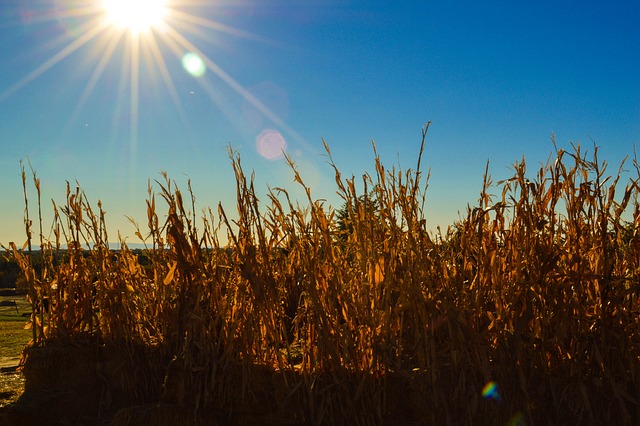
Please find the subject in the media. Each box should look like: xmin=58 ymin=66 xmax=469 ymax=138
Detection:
xmin=7 ymin=126 xmax=640 ymax=424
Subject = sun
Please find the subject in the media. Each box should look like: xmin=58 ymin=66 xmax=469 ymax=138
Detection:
xmin=102 ymin=0 xmax=168 ymax=34
xmin=1 ymin=0 xmax=306 ymax=174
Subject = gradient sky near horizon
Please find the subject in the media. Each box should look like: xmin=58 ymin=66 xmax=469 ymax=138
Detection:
xmin=1 ymin=0 xmax=639 ymax=247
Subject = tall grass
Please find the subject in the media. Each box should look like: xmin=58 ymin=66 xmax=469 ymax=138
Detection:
xmin=8 ymin=127 xmax=640 ymax=424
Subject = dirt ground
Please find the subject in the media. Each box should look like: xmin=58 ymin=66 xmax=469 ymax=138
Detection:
xmin=0 ymin=365 xmax=24 ymax=408
xmin=0 ymin=292 xmax=30 ymax=411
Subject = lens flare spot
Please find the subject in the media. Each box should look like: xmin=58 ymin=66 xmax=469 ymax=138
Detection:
xmin=54 ymin=1 xmax=84 ymax=37
xmin=182 ymin=52 xmax=206 ymax=77
xmin=256 ymin=129 xmax=287 ymax=160
xmin=507 ymin=412 xmax=526 ymax=426
xmin=481 ymin=381 xmax=501 ymax=402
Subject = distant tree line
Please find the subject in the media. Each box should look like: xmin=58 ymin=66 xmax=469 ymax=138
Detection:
xmin=0 ymin=253 xmax=20 ymax=288
xmin=0 ymin=249 xmax=153 ymax=289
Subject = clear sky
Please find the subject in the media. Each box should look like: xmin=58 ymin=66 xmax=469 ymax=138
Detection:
xmin=1 ymin=0 xmax=639 ymax=247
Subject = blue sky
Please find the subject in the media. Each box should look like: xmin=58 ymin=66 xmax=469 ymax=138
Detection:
xmin=1 ymin=0 xmax=639 ymax=246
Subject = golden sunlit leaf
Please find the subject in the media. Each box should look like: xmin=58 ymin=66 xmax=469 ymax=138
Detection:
xmin=164 ymin=261 xmax=178 ymax=285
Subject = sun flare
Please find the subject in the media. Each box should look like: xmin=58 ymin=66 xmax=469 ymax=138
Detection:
xmin=102 ymin=0 xmax=168 ymax=33
xmin=1 ymin=0 xmax=303 ymax=176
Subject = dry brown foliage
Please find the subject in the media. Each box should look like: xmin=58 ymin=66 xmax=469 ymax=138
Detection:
xmin=8 ymin=127 xmax=640 ymax=425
